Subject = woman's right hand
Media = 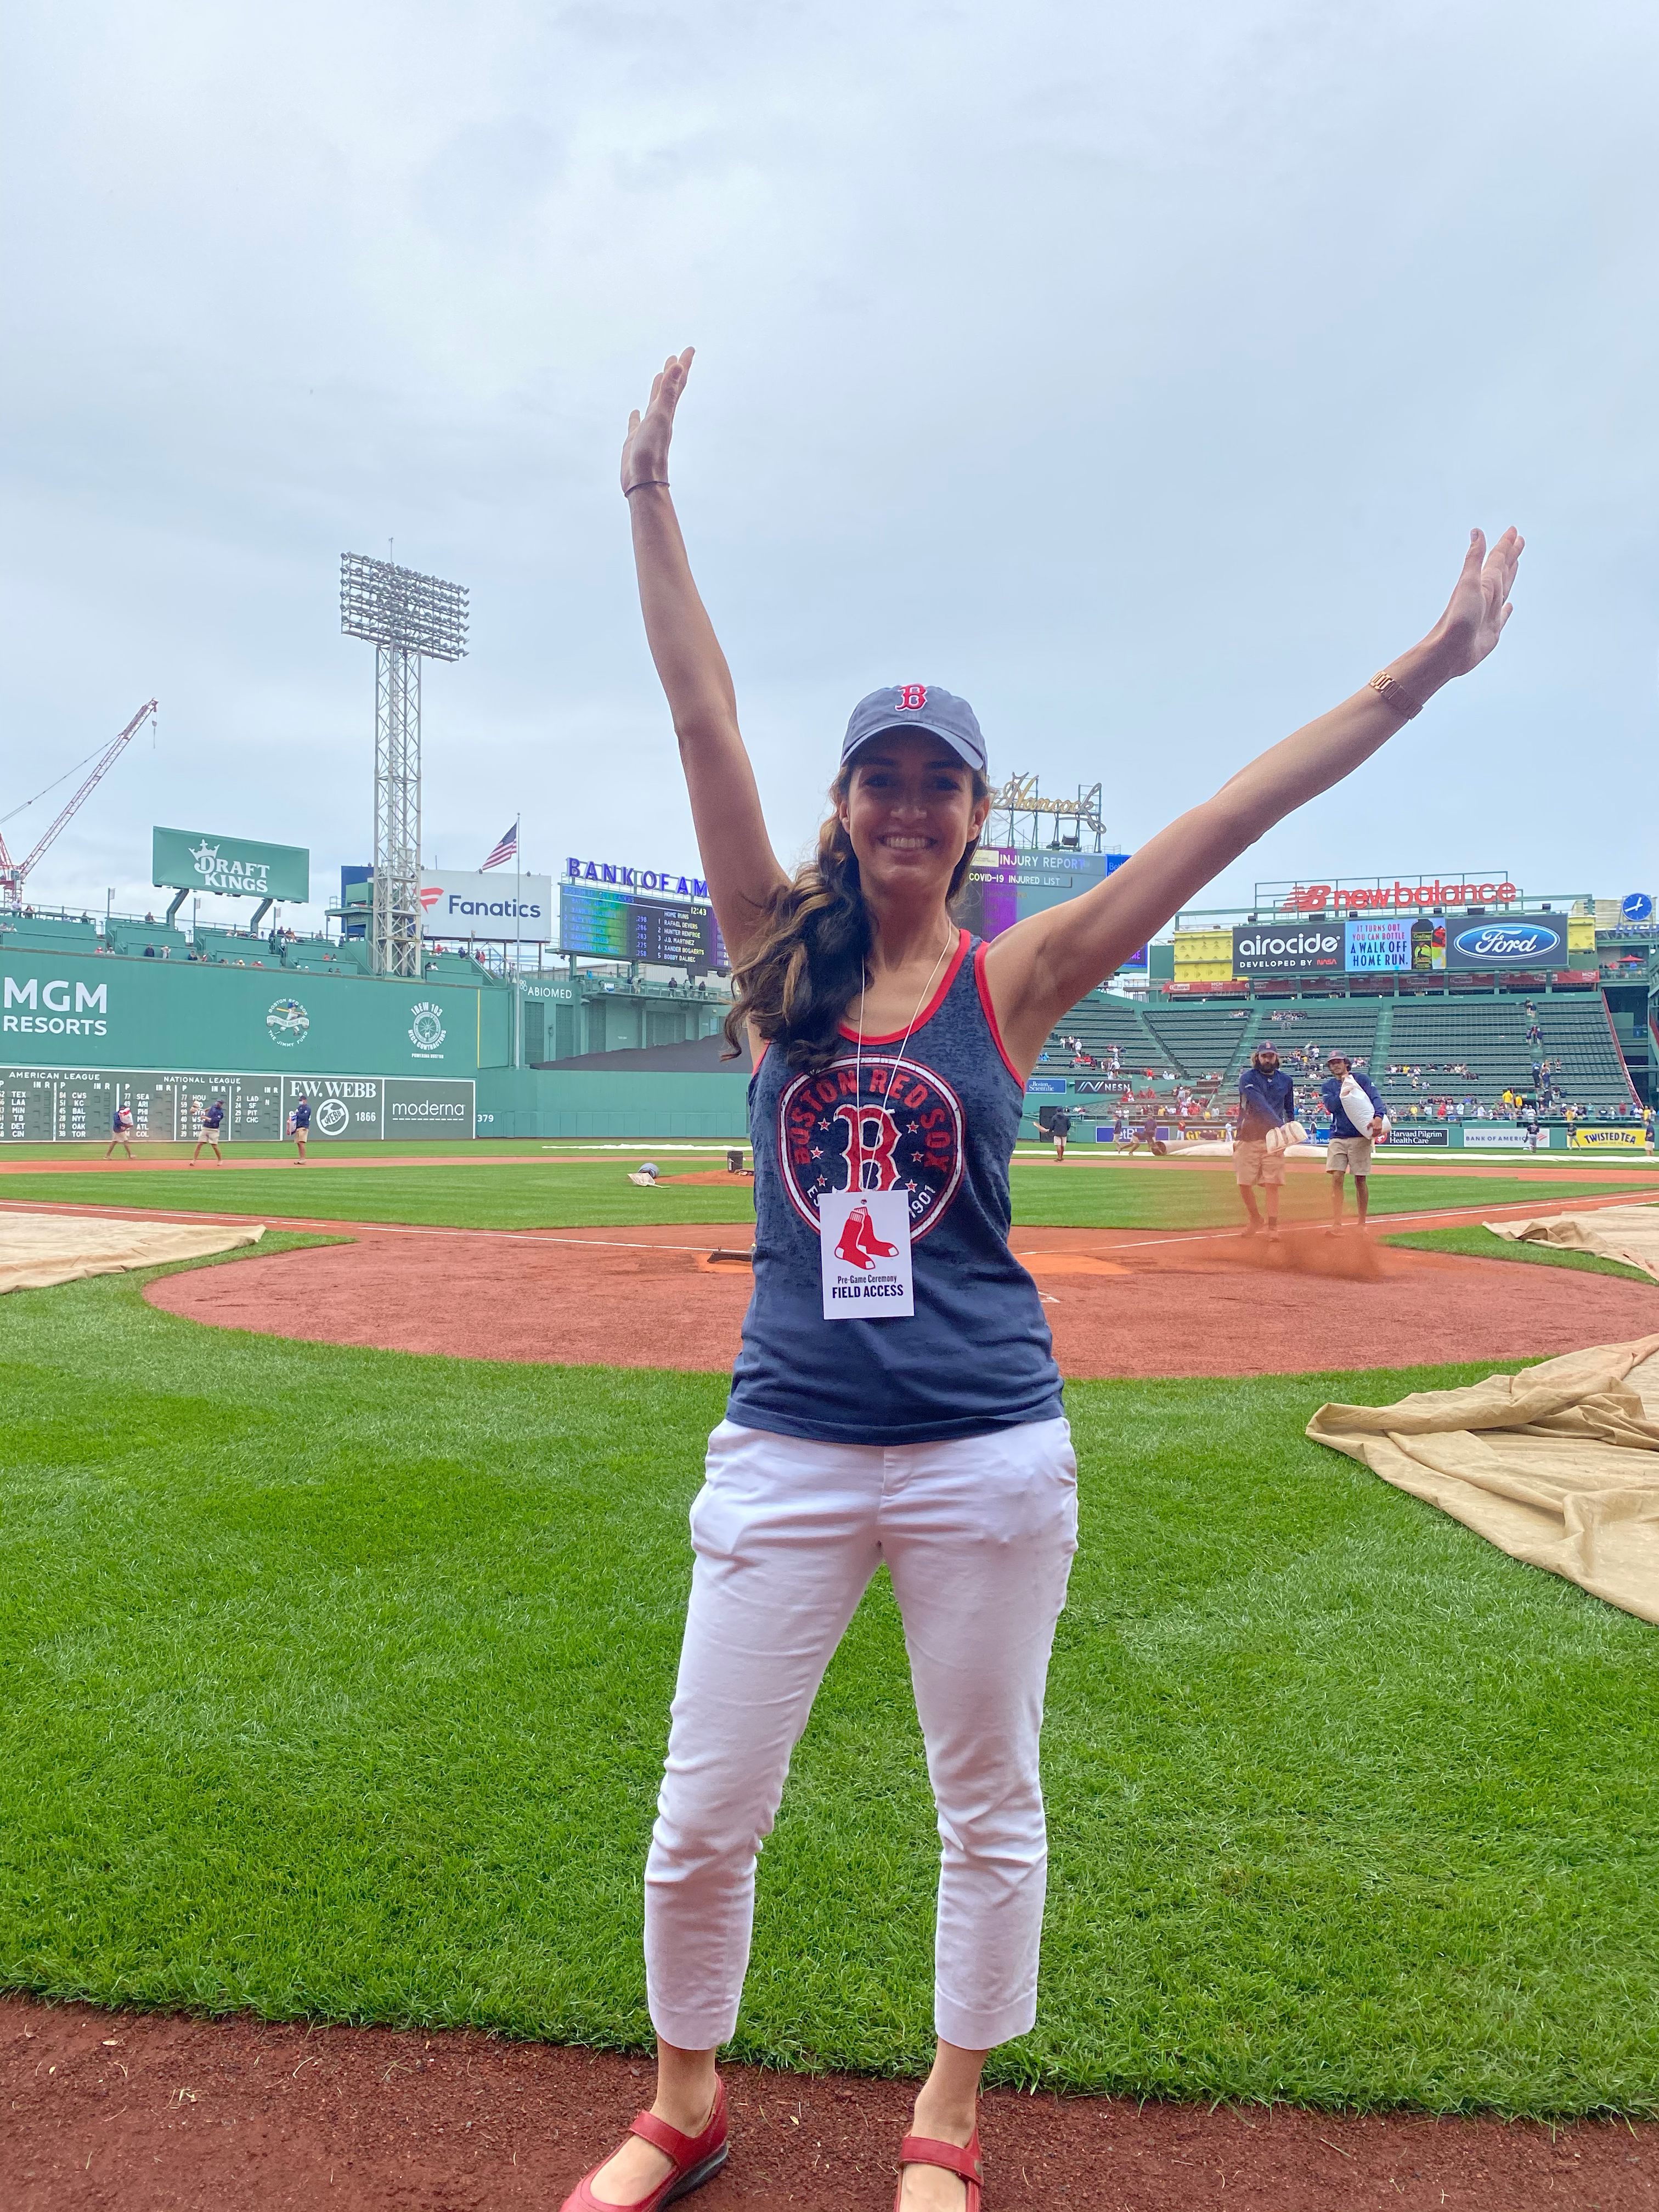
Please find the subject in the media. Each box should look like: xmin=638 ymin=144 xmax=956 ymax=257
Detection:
xmin=622 ymin=347 xmax=694 ymax=496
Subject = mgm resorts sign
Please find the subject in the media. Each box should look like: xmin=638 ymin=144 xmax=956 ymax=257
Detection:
xmin=1232 ymin=924 xmax=1344 ymax=977
xmin=154 ymin=826 xmax=310 ymax=904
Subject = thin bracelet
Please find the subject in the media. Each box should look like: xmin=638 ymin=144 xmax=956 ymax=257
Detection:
xmin=624 ymin=478 xmax=670 ymax=497
xmin=1368 ymin=669 xmax=1424 ymax=720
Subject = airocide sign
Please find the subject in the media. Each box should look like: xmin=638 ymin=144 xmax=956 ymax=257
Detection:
xmin=154 ymin=826 xmax=309 ymax=903
xmin=1232 ymin=924 xmax=1344 ymax=975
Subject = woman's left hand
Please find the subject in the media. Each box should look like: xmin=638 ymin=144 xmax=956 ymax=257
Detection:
xmin=1429 ymin=526 xmax=1525 ymax=679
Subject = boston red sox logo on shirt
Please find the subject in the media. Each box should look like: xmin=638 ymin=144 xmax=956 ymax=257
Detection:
xmin=778 ymin=1057 xmax=965 ymax=1237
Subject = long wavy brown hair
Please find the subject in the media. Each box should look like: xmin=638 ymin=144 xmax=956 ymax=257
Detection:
xmin=722 ymin=763 xmax=989 ymax=1073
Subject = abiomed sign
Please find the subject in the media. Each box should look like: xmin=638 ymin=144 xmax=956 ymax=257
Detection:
xmin=154 ymin=827 xmax=310 ymax=903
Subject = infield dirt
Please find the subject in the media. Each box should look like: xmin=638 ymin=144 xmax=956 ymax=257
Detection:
xmin=7 ymin=1996 xmax=1655 ymax=2212
xmin=140 ymin=1209 xmax=1659 ymax=1375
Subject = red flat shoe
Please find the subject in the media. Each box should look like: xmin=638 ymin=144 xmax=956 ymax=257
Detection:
xmin=560 ymin=2079 xmax=729 ymax=2212
xmin=894 ymin=2124 xmax=983 ymax=2210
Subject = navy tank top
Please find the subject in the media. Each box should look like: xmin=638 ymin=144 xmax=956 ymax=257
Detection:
xmin=726 ymin=929 xmax=1064 ymax=1446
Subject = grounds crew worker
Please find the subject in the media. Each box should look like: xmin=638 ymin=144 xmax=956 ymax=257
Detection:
xmin=1322 ymin=1052 xmax=1386 ymax=1233
xmin=1234 ymin=1043 xmax=1295 ymax=1240
xmin=1048 ymin=1102 xmax=1073 ymax=1161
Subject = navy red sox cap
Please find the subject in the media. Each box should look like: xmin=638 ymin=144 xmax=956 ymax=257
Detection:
xmin=840 ymin=683 xmax=987 ymax=777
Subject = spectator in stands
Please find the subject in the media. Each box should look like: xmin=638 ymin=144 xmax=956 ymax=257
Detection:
xmin=143 ymin=944 xmax=156 ymax=958
xmin=1234 ymin=1044 xmax=1295 ymax=1242
xmin=1322 ymin=1052 xmax=1385 ymax=1234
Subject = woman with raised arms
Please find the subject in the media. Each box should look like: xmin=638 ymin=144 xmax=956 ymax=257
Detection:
xmin=559 ymin=348 xmax=1521 ymax=2212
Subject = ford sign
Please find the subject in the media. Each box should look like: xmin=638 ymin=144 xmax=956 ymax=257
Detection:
xmin=1446 ymin=918 xmax=1565 ymax=969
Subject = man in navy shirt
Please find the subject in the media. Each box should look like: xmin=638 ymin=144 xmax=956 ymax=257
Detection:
xmin=1234 ymin=1043 xmax=1296 ymax=1240
xmin=1321 ymin=1053 xmax=1385 ymax=1232
xmin=190 ymin=1097 xmax=227 ymax=1167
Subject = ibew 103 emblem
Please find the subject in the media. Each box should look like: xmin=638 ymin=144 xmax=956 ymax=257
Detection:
xmin=408 ymin=1001 xmax=447 ymax=1054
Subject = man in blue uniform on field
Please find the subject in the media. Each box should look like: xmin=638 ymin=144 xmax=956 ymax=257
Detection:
xmin=1234 ymin=1043 xmax=1296 ymax=1240
xmin=1322 ymin=1052 xmax=1386 ymax=1233
xmin=190 ymin=1097 xmax=227 ymax=1167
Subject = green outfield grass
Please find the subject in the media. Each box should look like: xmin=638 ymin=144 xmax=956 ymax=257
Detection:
xmin=1382 ymin=1223 xmax=1656 ymax=1284
xmin=4 ymin=1255 xmax=1658 ymax=2113
xmin=0 ymin=1156 xmax=1649 ymax=1232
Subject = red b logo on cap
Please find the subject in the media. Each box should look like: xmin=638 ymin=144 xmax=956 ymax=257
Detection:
xmin=896 ymin=684 xmax=928 ymax=710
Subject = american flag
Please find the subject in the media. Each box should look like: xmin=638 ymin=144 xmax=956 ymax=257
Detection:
xmin=481 ymin=820 xmax=519 ymax=871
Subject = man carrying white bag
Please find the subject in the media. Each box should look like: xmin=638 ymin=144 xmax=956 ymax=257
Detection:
xmin=1320 ymin=1052 xmax=1389 ymax=1234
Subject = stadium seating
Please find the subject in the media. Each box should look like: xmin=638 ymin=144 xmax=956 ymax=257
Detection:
xmin=1380 ymin=993 xmax=1637 ymax=1114
xmin=1040 ymin=985 xmax=1643 ymax=1116
xmin=0 ymin=913 xmax=106 ymax=957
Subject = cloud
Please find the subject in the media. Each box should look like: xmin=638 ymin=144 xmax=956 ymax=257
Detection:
xmin=3 ymin=0 xmax=1656 ymax=927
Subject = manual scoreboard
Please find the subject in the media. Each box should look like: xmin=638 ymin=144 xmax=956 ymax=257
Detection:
xmin=1 ymin=1066 xmax=476 ymax=1143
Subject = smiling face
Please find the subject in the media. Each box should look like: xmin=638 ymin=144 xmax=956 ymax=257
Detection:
xmin=837 ymin=731 xmax=989 ymax=905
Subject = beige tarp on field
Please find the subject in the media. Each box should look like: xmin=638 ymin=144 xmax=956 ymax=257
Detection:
xmin=1308 ymin=1334 xmax=1659 ymax=1626
xmin=0 ymin=1210 xmax=264 ymax=1294
xmin=1484 ymin=1203 xmax=1659 ymax=1283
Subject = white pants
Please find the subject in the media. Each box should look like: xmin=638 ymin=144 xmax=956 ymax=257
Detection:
xmin=644 ymin=1415 xmax=1079 ymax=2052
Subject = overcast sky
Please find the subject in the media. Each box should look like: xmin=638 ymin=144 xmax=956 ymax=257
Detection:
xmin=4 ymin=0 xmax=1656 ymax=938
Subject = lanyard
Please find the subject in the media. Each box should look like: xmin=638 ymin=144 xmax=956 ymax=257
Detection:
xmin=851 ymin=931 xmax=953 ymax=1190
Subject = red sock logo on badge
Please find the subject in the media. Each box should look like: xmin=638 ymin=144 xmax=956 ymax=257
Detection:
xmin=836 ymin=1201 xmax=877 ymax=1269
xmin=856 ymin=1207 xmax=899 ymax=1260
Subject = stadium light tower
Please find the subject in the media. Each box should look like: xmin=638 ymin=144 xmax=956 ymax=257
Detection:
xmin=340 ymin=553 xmax=469 ymax=977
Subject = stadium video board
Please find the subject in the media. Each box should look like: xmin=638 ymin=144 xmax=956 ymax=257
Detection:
xmin=559 ymin=881 xmax=729 ymax=968
xmin=957 ymin=849 xmax=1142 ymax=965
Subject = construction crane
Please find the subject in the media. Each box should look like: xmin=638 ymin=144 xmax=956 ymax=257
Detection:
xmin=0 ymin=698 xmax=157 ymax=909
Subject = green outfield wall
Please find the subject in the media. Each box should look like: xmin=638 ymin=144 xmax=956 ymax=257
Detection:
xmin=0 ymin=945 xmax=752 ymax=1142
xmin=0 ymin=947 xmax=510 ymax=1079
xmin=476 ymin=1066 xmax=751 ymax=1141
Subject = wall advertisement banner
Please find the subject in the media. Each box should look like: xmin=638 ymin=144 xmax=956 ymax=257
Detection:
xmin=420 ymin=871 xmax=554 ymax=942
xmin=1460 ymin=1123 xmax=1558 ymax=1149
xmin=1381 ymin=1126 xmax=1449 ymax=1147
xmin=153 ymin=826 xmax=310 ymax=903
xmin=1024 ymin=1077 xmax=1068 ymax=1094
xmin=0 ymin=950 xmax=505 ymax=1077
xmin=1443 ymin=916 xmax=1570 ymax=971
xmin=1232 ymin=923 xmax=1344 ymax=975
xmin=1567 ymin=1125 xmax=1647 ymax=1150
xmin=1 ymin=1066 xmax=475 ymax=1142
